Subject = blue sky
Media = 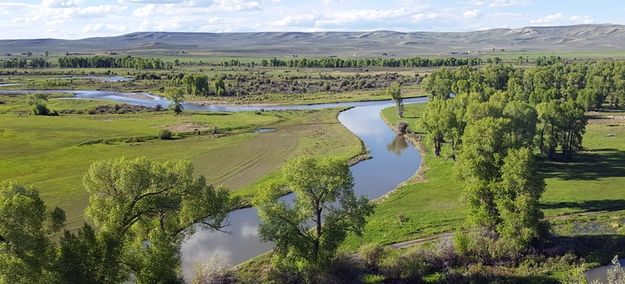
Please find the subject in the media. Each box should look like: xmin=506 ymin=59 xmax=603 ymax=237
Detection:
xmin=0 ymin=0 xmax=623 ymax=39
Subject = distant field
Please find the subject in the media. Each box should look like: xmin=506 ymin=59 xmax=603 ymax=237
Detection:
xmin=0 ymin=97 xmax=361 ymax=229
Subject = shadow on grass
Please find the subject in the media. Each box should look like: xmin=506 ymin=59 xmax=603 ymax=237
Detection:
xmin=540 ymin=199 xmax=625 ymax=212
xmin=539 ymin=148 xmax=625 ymax=181
xmin=190 ymin=112 xmax=232 ymax=116
xmin=543 ymin=234 xmax=625 ymax=265
xmin=439 ymin=274 xmax=558 ymax=284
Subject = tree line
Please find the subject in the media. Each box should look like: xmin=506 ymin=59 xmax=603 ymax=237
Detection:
xmin=58 ymin=56 xmax=166 ymax=69
xmin=0 ymin=58 xmax=50 ymax=68
xmin=254 ymin=56 xmax=482 ymax=68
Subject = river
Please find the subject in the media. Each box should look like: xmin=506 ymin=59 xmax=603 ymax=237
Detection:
xmin=0 ymin=89 xmax=426 ymax=281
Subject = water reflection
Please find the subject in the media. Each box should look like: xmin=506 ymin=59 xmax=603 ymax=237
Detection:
xmin=387 ymin=135 xmax=409 ymax=155
xmin=585 ymin=259 xmax=625 ymax=283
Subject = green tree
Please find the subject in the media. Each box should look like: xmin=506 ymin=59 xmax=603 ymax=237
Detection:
xmin=503 ymin=101 xmax=538 ymax=148
xmin=0 ymin=180 xmax=65 ymax=283
xmin=421 ymin=99 xmax=446 ymax=157
xmin=254 ymin=156 xmax=374 ymax=277
xmin=557 ymin=100 xmax=587 ymax=159
xmin=495 ymin=147 xmax=546 ymax=247
xmin=168 ymin=89 xmax=185 ymax=115
xmin=387 ymin=82 xmax=403 ymax=117
xmin=81 ymin=157 xmax=234 ymax=283
xmin=57 ymin=224 xmax=126 ymax=284
xmin=423 ymin=68 xmax=454 ymax=100
xmin=214 ymin=77 xmax=226 ymax=97
xmin=456 ymin=117 xmax=511 ymax=228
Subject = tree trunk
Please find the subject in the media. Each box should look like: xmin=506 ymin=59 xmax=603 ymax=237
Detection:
xmin=313 ymin=203 xmax=322 ymax=264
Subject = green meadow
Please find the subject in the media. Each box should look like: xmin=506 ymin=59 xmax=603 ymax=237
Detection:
xmin=0 ymin=95 xmax=361 ymax=229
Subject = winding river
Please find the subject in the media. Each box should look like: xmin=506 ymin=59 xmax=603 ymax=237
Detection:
xmin=0 ymin=89 xmax=426 ymax=281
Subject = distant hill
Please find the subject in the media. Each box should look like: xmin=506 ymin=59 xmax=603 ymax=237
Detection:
xmin=2 ymin=24 xmax=625 ymax=57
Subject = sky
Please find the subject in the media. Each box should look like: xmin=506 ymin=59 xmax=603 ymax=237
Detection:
xmin=0 ymin=0 xmax=624 ymax=39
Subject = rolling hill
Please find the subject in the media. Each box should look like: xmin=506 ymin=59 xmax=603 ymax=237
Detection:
xmin=1 ymin=24 xmax=625 ymax=57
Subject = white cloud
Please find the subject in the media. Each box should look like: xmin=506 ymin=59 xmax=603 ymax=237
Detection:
xmin=212 ymin=0 xmax=259 ymax=11
xmin=83 ymin=23 xmax=127 ymax=33
xmin=315 ymin=8 xmax=412 ymax=26
xmin=411 ymin=12 xmax=442 ymax=23
xmin=271 ymin=14 xmax=316 ymax=27
xmin=41 ymin=0 xmax=84 ymax=8
xmin=471 ymin=0 xmax=530 ymax=7
xmin=463 ymin=9 xmax=481 ymax=19
xmin=531 ymin=13 xmax=594 ymax=26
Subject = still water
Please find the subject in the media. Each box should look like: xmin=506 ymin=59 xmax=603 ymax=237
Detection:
xmin=0 ymin=89 xmax=425 ymax=281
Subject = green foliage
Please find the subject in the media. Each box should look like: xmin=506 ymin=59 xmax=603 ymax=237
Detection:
xmin=495 ymin=147 xmax=546 ymax=247
xmin=57 ymin=224 xmax=127 ymax=284
xmin=359 ymin=243 xmax=388 ymax=271
xmin=82 ymin=157 xmax=233 ymax=283
xmin=536 ymin=100 xmax=587 ymax=159
xmin=167 ymin=88 xmax=185 ymax=115
xmin=264 ymin=56 xmax=481 ymax=68
xmin=58 ymin=55 xmax=165 ymax=69
xmin=380 ymin=246 xmax=431 ymax=282
xmin=423 ymin=67 xmax=454 ymax=100
xmin=386 ymin=82 xmax=403 ymax=117
xmin=255 ymin=156 xmax=374 ymax=277
xmin=456 ymin=117 xmax=511 ymax=228
xmin=0 ymin=180 xmax=65 ymax=283
xmin=214 ymin=77 xmax=226 ymax=96
xmin=158 ymin=129 xmax=173 ymax=140
xmin=182 ymin=74 xmax=210 ymax=96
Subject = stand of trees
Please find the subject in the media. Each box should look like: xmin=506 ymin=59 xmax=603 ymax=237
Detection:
xmin=0 ymin=58 xmax=51 ymax=68
xmin=258 ymin=56 xmax=482 ymax=68
xmin=58 ymin=56 xmax=166 ymax=69
xmin=421 ymin=62 xmax=593 ymax=255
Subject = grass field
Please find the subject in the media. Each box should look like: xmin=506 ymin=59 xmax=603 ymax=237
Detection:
xmin=341 ymin=102 xmax=625 ymax=251
xmin=0 ymin=96 xmax=361 ymax=229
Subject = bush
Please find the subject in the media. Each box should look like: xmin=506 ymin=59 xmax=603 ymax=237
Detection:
xmin=380 ymin=246 xmax=431 ymax=281
xmin=126 ymin=136 xmax=145 ymax=143
xmin=192 ymin=257 xmax=238 ymax=284
xmin=396 ymin=121 xmax=408 ymax=134
xmin=436 ymin=237 xmax=458 ymax=268
xmin=319 ymin=252 xmax=364 ymax=284
xmin=33 ymin=103 xmax=50 ymax=115
xmin=158 ymin=129 xmax=173 ymax=140
xmin=359 ymin=243 xmax=388 ymax=272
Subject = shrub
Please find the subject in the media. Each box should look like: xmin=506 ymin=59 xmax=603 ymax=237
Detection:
xmin=436 ymin=237 xmax=458 ymax=268
xmin=380 ymin=246 xmax=431 ymax=281
xmin=126 ymin=136 xmax=145 ymax=143
xmin=453 ymin=230 xmax=472 ymax=257
xmin=396 ymin=121 xmax=408 ymax=134
xmin=319 ymin=252 xmax=364 ymax=284
xmin=360 ymin=243 xmax=388 ymax=272
xmin=158 ymin=129 xmax=173 ymax=140
xmin=33 ymin=103 xmax=50 ymax=115
xmin=192 ymin=257 xmax=238 ymax=284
